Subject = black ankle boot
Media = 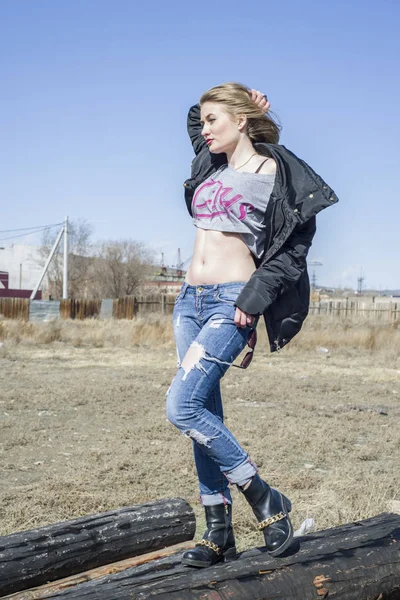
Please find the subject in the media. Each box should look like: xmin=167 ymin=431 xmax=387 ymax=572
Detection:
xmin=239 ymin=474 xmax=293 ymax=557
xmin=182 ymin=504 xmax=237 ymax=568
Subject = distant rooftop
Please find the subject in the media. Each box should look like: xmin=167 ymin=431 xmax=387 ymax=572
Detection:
xmin=149 ymin=266 xmax=186 ymax=282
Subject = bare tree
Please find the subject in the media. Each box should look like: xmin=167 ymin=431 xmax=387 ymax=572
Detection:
xmin=39 ymin=219 xmax=93 ymax=298
xmin=90 ymin=240 xmax=154 ymax=299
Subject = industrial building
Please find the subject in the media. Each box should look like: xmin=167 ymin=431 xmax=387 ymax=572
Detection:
xmin=0 ymin=244 xmax=47 ymax=299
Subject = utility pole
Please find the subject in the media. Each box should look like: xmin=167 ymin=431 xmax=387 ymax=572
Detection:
xmin=161 ymin=252 xmax=167 ymax=275
xmin=311 ymin=271 xmax=317 ymax=290
xmin=309 ymin=261 xmax=323 ymax=290
xmin=177 ymin=248 xmax=183 ymax=278
xmin=357 ymin=274 xmax=365 ymax=296
xmin=30 ymin=224 xmax=64 ymax=300
xmin=63 ymin=215 xmax=68 ymax=299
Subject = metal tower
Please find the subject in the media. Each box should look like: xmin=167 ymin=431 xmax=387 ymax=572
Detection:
xmin=309 ymin=261 xmax=323 ymax=290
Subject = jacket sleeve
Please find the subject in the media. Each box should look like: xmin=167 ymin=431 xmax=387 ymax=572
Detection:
xmin=235 ymin=217 xmax=317 ymax=315
xmin=187 ymin=104 xmax=207 ymax=155
xmin=187 ymin=103 xmax=226 ymax=167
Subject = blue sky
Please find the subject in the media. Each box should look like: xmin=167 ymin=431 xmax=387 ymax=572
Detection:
xmin=1 ymin=0 xmax=399 ymax=290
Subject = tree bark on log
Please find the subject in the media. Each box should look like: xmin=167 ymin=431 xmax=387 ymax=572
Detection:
xmin=26 ymin=512 xmax=400 ymax=600
xmin=1 ymin=542 xmax=195 ymax=600
xmin=0 ymin=498 xmax=195 ymax=597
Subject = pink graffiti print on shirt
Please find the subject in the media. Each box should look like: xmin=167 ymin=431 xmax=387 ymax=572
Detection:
xmin=192 ymin=178 xmax=255 ymax=221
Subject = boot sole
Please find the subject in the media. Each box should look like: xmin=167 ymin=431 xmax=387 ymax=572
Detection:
xmin=182 ymin=546 xmax=237 ymax=568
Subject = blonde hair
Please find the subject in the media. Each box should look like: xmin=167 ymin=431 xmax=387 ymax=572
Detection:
xmin=200 ymin=82 xmax=281 ymax=144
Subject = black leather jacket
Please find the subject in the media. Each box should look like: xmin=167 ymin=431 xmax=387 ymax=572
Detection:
xmin=183 ymin=104 xmax=338 ymax=352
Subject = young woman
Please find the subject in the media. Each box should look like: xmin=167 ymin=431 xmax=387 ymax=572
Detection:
xmin=166 ymin=83 xmax=338 ymax=568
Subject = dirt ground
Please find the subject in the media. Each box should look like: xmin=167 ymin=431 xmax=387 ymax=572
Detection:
xmin=1 ymin=319 xmax=399 ymax=551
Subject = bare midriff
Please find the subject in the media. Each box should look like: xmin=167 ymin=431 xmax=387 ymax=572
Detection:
xmin=185 ymin=228 xmax=256 ymax=285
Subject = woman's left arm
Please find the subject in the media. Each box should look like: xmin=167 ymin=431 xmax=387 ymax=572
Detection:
xmin=235 ymin=217 xmax=316 ymax=318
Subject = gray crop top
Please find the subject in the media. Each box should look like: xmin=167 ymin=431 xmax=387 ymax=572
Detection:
xmin=191 ymin=160 xmax=276 ymax=258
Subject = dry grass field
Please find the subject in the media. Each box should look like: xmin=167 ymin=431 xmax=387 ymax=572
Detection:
xmin=0 ymin=316 xmax=399 ymax=551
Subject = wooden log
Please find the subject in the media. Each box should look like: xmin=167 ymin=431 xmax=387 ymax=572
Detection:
xmin=1 ymin=542 xmax=195 ymax=600
xmin=0 ymin=498 xmax=195 ymax=597
xmin=34 ymin=513 xmax=400 ymax=600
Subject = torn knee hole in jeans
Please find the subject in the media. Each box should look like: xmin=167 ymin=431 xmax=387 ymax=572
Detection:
xmin=184 ymin=429 xmax=216 ymax=448
xmin=181 ymin=341 xmax=206 ymax=380
xmin=180 ymin=341 xmax=232 ymax=380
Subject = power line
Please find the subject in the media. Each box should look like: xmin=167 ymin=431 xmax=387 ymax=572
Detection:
xmin=0 ymin=222 xmax=63 ymax=234
xmin=0 ymin=224 xmax=62 ymax=243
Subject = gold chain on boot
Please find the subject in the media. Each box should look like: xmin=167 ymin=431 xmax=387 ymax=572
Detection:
xmin=257 ymin=512 xmax=286 ymax=530
xmin=196 ymin=539 xmax=222 ymax=554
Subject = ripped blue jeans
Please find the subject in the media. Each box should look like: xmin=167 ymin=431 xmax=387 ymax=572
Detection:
xmin=166 ymin=282 xmax=258 ymax=506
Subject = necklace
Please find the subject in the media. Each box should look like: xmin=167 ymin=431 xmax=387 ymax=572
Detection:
xmin=232 ymin=153 xmax=257 ymax=171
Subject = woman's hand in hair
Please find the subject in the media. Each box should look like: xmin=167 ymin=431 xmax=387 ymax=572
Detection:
xmin=249 ymin=89 xmax=270 ymax=113
xmin=234 ymin=307 xmax=256 ymax=328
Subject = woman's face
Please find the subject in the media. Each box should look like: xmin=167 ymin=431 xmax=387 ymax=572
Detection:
xmin=200 ymin=101 xmax=241 ymax=154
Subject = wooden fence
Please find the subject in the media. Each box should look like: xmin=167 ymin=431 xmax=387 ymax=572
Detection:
xmin=0 ymin=296 xmax=399 ymax=323
xmin=60 ymin=299 xmax=102 ymax=320
xmin=0 ymin=297 xmax=30 ymax=321
xmin=309 ymin=299 xmax=399 ymax=322
xmin=0 ymin=294 xmax=178 ymax=321
xmin=112 ymin=294 xmax=177 ymax=319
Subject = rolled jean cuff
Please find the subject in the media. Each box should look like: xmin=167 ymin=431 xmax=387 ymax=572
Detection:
xmin=223 ymin=457 xmax=258 ymax=486
xmin=200 ymin=492 xmax=232 ymax=506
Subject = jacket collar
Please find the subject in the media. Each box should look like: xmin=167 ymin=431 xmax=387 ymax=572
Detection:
xmin=254 ymin=143 xmax=338 ymax=223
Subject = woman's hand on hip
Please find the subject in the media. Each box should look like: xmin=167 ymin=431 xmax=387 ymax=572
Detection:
xmin=249 ymin=89 xmax=270 ymax=113
xmin=235 ymin=307 xmax=256 ymax=328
